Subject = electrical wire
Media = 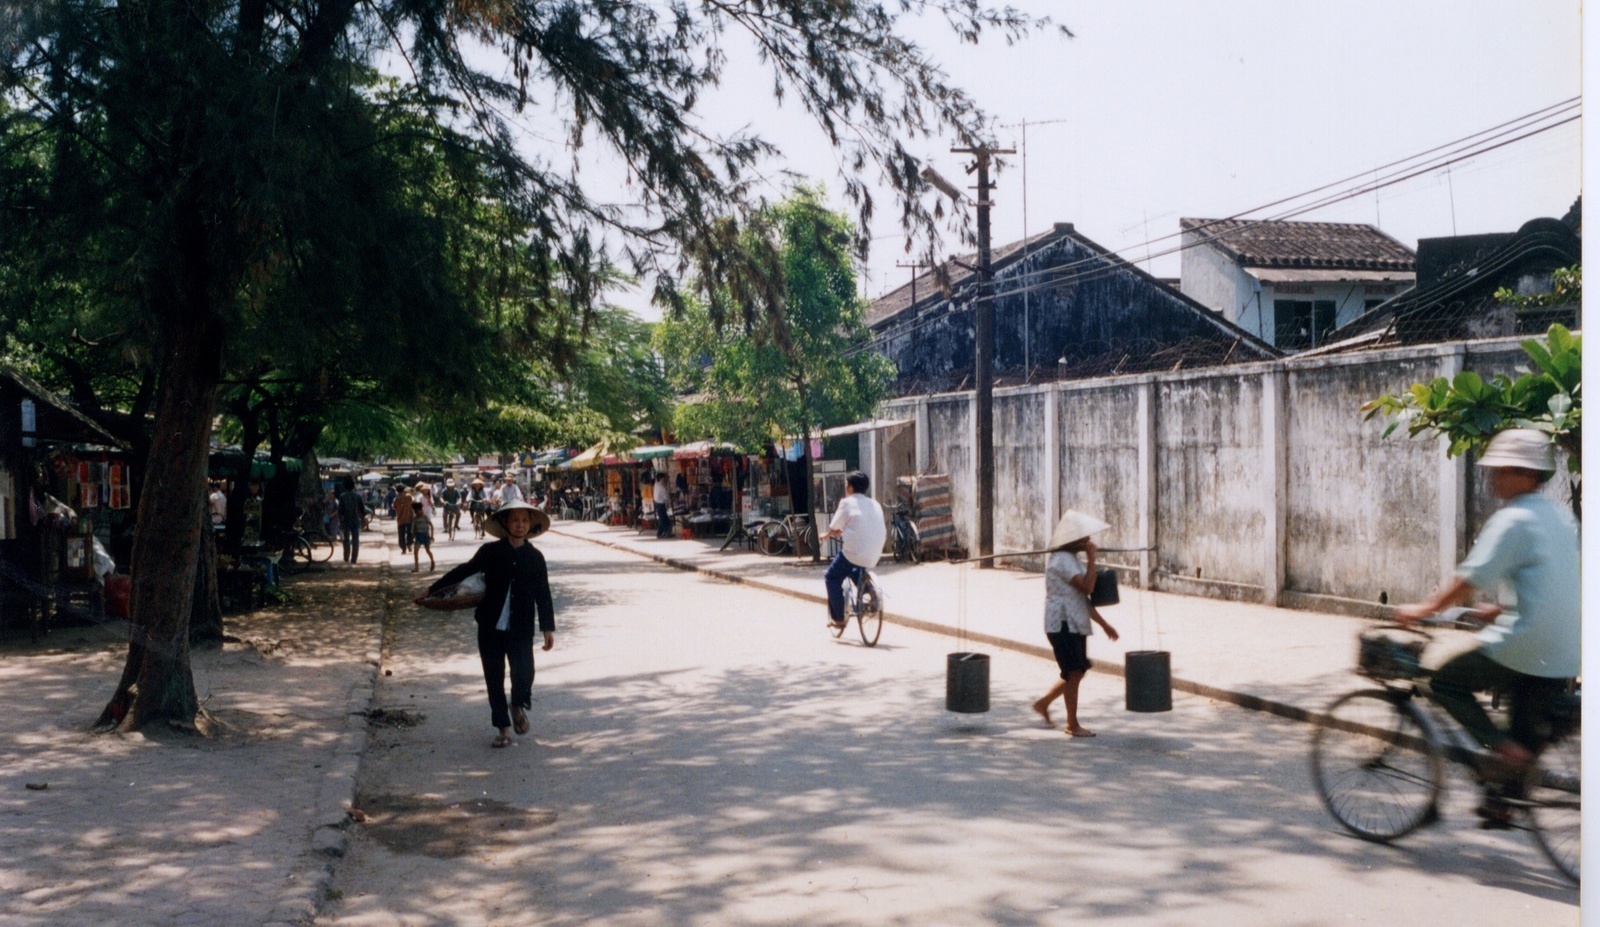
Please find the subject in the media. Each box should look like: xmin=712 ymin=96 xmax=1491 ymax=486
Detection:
xmin=852 ymin=101 xmax=1580 ymax=359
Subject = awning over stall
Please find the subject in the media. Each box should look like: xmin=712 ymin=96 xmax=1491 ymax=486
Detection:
xmin=821 ymin=418 xmax=913 ymax=437
xmin=672 ymin=441 xmax=739 ymax=459
xmin=563 ymin=442 xmax=608 ymax=470
xmin=627 ymin=444 xmax=677 ymax=461
xmin=0 ymin=362 xmax=124 ymax=447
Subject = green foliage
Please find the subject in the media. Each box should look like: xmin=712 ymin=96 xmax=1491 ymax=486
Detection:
xmin=1493 ymin=264 xmax=1581 ymax=310
xmin=1361 ymin=324 xmax=1581 ymax=472
xmin=658 ymin=188 xmax=894 ymax=450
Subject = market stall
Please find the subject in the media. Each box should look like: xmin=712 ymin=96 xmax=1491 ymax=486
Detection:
xmin=670 ymin=441 xmax=741 ymax=538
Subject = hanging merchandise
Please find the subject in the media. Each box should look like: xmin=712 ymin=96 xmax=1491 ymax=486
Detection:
xmin=75 ymin=460 xmax=98 ymax=509
xmin=108 ymin=462 xmax=131 ymax=510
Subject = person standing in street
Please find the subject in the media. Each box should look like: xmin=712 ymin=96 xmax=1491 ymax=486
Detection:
xmin=1032 ymin=510 xmax=1120 ymax=738
xmin=1397 ymin=428 xmax=1579 ymax=825
xmin=393 ymin=485 xmax=415 ymax=554
xmin=653 ymin=472 xmax=672 ymax=538
xmin=819 ymin=471 xmax=886 ymax=631
xmin=411 ymin=503 xmax=435 ymax=572
xmin=498 ymin=473 xmax=524 ymax=506
xmin=335 ymin=478 xmax=366 ymax=563
xmin=418 ymin=500 xmax=556 ymax=749
xmin=208 ymin=482 xmax=228 ymax=526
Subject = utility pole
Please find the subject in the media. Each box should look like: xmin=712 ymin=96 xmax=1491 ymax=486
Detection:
xmin=895 ymin=260 xmax=928 ymax=313
xmin=951 ymin=143 xmax=1013 ymax=567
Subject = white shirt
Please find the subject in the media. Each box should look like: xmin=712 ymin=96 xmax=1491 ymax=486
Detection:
xmin=653 ymin=481 xmax=669 ymax=505
xmin=828 ymin=493 xmax=886 ymax=569
xmin=1044 ymin=551 xmax=1094 ymax=635
xmin=208 ymin=491 xmax=227 ymax=522
xmin=498 ymin=482 xmax=524 ymax=505
xmin=1458 ymin=492 xmax=1581 ymax=678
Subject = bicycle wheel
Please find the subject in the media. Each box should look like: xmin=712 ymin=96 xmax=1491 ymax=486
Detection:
xmin=758 ymin=521 xmax=790 ymax=556
xmin=832 ymin=576 xmax=853 ymax=638
xmin=1310 ymin=689 xmax=1443 ymax=841
xmin=313 ymin=536 xmax=335 ymax=562
xmin=797 ymin=522 xmax=818 ymax=558
xmin=856 ymin=577 xmax=883 ymax=647
xmin=903 ymin=520 xmax=921 ymax=563
xmin=1527 ymin=728 xmax=1581 ymax=885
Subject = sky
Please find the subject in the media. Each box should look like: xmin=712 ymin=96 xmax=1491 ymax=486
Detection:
xmin=597 ymin=0 xmax=1582 ymax=320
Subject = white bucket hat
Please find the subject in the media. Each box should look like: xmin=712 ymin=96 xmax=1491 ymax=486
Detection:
xmin=1478 ymin=428 xmax=1556 ymax=472
xmin=483 ymin=500 xmax=551 ymax=539
xmin=1050 ymin=510 xmax=1111 ymax=550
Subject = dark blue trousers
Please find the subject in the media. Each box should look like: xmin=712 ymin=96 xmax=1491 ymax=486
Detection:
xmin=477 ymin=626 xmax=535 ymax=730
xmin=824 ymin=552 xmax=862 ymax=624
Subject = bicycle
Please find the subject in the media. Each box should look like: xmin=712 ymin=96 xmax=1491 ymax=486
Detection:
xmin=1309 ymin=611 xmax=1580 ymax=885
xmin=830 ymin=563 xmax=884 ymax=647
xmin=756 ymin=512 xmax=816 ymax=557
xmin=271 ymin=520 xmax=330 ymax=574
xmin=891 ymin=506 xmax=921 ymax=563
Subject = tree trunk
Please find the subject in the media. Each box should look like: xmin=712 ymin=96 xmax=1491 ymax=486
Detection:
xmin=189 ymin=508 xmax=223 ymax=647
xmin=98 ymin=315 xmax=223 ymax=732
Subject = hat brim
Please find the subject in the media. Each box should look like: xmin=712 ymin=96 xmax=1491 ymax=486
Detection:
xmin=484 ymin=503 xmax=551 ymax=540
xmin=1049 ymin=510 xmax=1111 ymax=550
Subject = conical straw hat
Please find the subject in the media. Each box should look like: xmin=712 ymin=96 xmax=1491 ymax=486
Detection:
xmin=1050 ymin=510 xmax=1110 ymax=550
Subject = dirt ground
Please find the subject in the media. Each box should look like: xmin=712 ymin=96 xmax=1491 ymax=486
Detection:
xmin=0 ymin=556 xmax=388 ymax=927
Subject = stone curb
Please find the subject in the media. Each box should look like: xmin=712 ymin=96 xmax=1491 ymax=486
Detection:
xmin=550 ymin=526 xmax=1323 ymax=729
xmin=263 ymin=533 xmax=390 ymax=927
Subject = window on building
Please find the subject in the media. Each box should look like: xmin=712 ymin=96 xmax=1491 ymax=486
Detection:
xmin=1364 ymin=298 xmax=1385 ymax=311
xmin=1273 ymin=300 xmax=1337 ymax=350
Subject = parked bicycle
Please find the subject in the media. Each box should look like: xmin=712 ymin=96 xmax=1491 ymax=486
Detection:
xmin=271 ymin=519 xmax=333 ymax=574
xmin=756 ymin=512 xmax=816 ymax=558
xmin=1309 ymin=610 xmax=1580 ymax=884
xmin=890 ymin=506 xmax=921 ymax=563
xmin=830 ymin=563 xmax=883 ymax=647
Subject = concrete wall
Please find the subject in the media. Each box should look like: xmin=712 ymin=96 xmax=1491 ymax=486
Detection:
xmin=884 ymin=334 xmax=1568 ymax=614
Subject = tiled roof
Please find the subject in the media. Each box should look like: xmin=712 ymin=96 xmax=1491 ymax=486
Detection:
xmin=867 ymin=226 xmax=1062 ymax=328
xmin=1180 ymin=218 xmax=1415 ymax=271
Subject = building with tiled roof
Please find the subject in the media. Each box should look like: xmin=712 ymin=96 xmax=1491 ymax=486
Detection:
xmin=1179 ymin=218 xmax=1416 ymax=350
xmin=869 ymin=222 xmax=1277 ymax=396
xmin=1313 ymin=210 xmax=1581 ymax=353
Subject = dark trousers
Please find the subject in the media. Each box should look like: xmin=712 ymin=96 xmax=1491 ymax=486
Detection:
xmin=477 ymin=626 xmax=535 ymax=730
xmin=824 ymin=552 xmax=862 ymax=624
xmin=340 ymin=523 xmax=360 ymax=563
xmin=398 ymin=521 xmax=413 ymax=552
xmin=654 ymin=502 xmax=671 ymax=537
xmin=1432 ymin=647 xmax=1565 ymax=751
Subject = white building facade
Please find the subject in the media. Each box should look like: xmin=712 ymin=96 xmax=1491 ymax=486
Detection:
xmin=1179 ymin=219 xmax=1415 ymax=351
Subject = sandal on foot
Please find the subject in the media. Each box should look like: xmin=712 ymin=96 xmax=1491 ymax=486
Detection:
xmin=512 ymin=708 xmax=530 ymax=736
xmin=491 ymin=733 xmax=512 ymax=748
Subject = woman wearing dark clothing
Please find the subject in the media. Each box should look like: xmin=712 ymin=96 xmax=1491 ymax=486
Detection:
xmin=418 ymin=500 xmax=556 ymax=748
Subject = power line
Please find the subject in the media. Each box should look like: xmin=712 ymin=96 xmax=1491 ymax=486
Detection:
xmin=852 ymin=101 xmax=1580 ymax=358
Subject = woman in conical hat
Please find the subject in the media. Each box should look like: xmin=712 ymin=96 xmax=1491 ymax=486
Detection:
xmin=417 ymin=499 xmax=555 ymax=748
xmin=1032 ymin=510 xmax=1120 ymax=737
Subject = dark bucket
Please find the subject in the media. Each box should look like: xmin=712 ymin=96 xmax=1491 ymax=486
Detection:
xmin=946 ymin=652 xmax=990 ymax=713
xmin=1125 ymin=650 xmax=1172 ymax=713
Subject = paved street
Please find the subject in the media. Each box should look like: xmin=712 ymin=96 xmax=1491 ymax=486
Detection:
xmin=318 ymin=527 xmax=1578 ymax=926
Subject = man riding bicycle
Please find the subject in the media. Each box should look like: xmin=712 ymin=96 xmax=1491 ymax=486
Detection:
xmin=439 ymin=478 xmax=463 ymax=538
xmin=821 ymin=471 xmax=886 ymax=631
xmin=1397 ymin=428 xmax=1579 ymax=824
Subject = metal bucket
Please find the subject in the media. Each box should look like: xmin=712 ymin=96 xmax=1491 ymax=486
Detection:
xmin=1125 ymin=650 xmax=1172 ymax=713
xmin=946 ymin=652 xmax=990 ymax=713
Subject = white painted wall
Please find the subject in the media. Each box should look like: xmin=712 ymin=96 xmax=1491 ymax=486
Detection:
xmin=884 ymin=334 xmax=1567 ymax=616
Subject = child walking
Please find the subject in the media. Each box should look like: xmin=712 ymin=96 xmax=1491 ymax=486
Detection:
xmin=411 ymin=506 xmax=435 ymax=572
xmin=417 ymin=500 xmax=556 ymax=748
xmin=1032 ymin=510 xmax=1119 ymax=737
